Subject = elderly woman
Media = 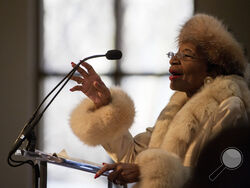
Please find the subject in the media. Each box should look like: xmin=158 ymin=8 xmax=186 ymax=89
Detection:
xmin=69 ymin=14 xmax=250 ymax=187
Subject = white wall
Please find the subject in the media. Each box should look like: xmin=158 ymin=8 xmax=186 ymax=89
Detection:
xmin=0 ymin=0 xmax=37 ymax=187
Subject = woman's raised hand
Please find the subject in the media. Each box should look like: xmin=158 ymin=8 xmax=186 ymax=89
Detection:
xmin=70 ymin=62 xmax=111 ymax=108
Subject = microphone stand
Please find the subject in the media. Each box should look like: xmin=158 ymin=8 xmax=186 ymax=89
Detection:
xmin=8 ymin=53 xmax=106 ymax=158
xmin=26 ymin=130 xmax=40 ymax=188
xmin=7 ymin=51 xmax=120 ymax=188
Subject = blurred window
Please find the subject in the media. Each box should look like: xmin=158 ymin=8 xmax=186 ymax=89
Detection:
xmin=41 ymin=0 xmax=193 ymax=187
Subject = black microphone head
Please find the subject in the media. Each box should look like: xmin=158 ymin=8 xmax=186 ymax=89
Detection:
xmin=106 ymin=50 xmax=122 ymax=60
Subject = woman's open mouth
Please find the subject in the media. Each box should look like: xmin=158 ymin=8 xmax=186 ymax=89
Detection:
xmin=169 ymin=69 xmax=183 ymax=81
xmin=169 ymin=74 xmax=182 ymax=81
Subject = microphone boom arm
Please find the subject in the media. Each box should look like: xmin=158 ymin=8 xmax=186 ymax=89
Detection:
xmin=7 ymin=51 xmax=121 ymax=165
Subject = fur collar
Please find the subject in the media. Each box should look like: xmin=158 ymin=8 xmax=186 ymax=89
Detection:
xmin=149 ymin=75 xmax=250 ymax=159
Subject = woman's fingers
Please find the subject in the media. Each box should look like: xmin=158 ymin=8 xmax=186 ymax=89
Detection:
xmin=95 ymin=163 xmax=116 ymax=178
xmin=108 ymin=168 xmax=123 ymax=184
xmin=94 ymin=163 xmax=140 ymax=185
xmin=69 ymin=85 xmax=83 ymax=92
xmin=81 ymin=62 xmax=97 ymax=75
xmin=95 ymin=163 xmax=124 ymax=184
xmin=71 ymin=62 xmax=89 ymax=78
xmin=71 ymin=76 xmax=84 ymax=84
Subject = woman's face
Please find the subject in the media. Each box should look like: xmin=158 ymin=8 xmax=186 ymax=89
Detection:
xmin=169 ymin=42 xmax=208 ymax=97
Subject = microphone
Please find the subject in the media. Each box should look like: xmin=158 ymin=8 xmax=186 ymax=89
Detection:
xmin=106 ymin=50 xmax=122 ymax=60
xmin=8 ymin=50 xmax=122 ymax=166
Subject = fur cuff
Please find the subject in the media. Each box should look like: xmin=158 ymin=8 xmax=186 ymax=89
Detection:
xmin=70 ymin=87 xmax=135 ymax=146
xmin=134 ymin=149 xmax=190 ymax=188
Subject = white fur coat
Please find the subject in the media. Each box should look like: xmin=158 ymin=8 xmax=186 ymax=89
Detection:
xmin=70 ymin=75 xmax=250 ymax=188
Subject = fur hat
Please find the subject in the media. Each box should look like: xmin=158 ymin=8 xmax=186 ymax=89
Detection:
xmin=178 ymin=13 xmax=248 ymax=77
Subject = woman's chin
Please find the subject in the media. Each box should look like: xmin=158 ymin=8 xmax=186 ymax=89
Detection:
xmin=170 ymin=83 xmax=178 ymax=91
xmin=170 ymin=82 xmax=185 ymax=92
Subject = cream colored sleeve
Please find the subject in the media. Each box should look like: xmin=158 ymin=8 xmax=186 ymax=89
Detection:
xmin=70 ymin=87 xmax=154 ymax=163
xmin=183 ymin=96 xmax=248 ymax=167
xmin=132 ymin=96 xmax=248 ymax=188
xmin=70 ymin=87 xmax=135 ymax=146
xmin=210 ymin=96 xmax=248 ymax=139
xmin=102 ymin=127 xmax=153 ymax=163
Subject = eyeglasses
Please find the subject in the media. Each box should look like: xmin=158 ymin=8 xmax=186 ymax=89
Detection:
xmin=166 ymin=51 xmax=201 ymax=61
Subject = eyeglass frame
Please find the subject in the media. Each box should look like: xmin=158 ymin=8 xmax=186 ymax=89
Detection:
xmin=166 ymin=51 xmax=204 ymax=61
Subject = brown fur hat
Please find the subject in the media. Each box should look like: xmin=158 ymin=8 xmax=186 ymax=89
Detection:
xmin=178 ymin=13 xmax=248 ymax=76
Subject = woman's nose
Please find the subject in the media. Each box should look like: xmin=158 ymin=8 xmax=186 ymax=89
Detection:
xmin=169 ymin=57 xmax=180 ymax=65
